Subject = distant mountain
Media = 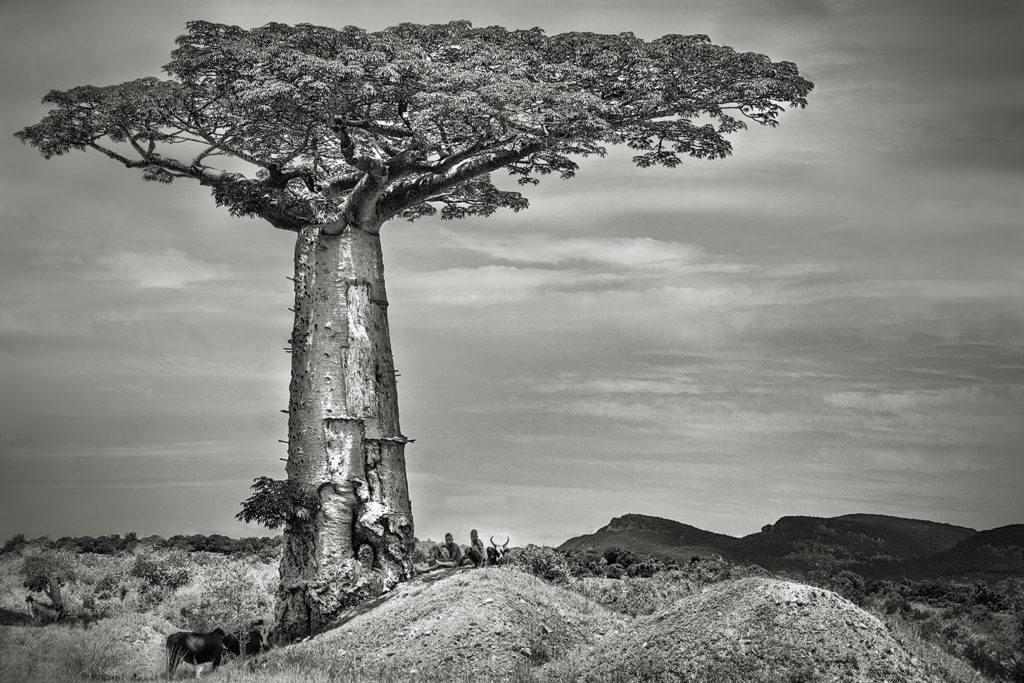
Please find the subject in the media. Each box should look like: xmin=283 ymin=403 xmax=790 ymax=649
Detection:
xmin=559 ymin=514 xmax=740 ymax=565
xmin=894 ymin=524 xmax=1024 ymax=580
xmin=733 ymin=513 xmax=975 ymax=576
xmin=557 ymin=513 xmax=1024 ymax=580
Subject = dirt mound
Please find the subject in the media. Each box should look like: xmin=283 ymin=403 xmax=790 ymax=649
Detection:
xmin=251 ymin=567 xmax=627 ymax=679
xmin=250 ymin=573 xmax=932 ymax=682
xmin=559 ymin=577 xmax=929 ymax=682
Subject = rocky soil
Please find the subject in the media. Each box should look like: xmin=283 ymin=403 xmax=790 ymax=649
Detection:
xmin=551 ymin=576 xmax=931 ymax=682
xmin=251 ymin=567 xmax=628 ymax=680
xmin=252 ymin=570 xmax=933 ymax=682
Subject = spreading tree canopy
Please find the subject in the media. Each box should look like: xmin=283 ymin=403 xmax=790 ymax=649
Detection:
xmin=16 ymin=19 xmax=812 ymax=640
xmin=17 ymin=20 xmax=812 ymax=232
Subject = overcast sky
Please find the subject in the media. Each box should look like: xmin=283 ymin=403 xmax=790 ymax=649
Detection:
xmin=1 ymin=0 xmax=1021 ymax=545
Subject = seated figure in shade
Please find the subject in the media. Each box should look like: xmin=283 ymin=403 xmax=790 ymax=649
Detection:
xmin=414 ymin=532 xmax=463 ymax=574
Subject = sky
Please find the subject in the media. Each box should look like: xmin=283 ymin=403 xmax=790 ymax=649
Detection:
xmin=0 ymin=0 xmax=1022 ymax=546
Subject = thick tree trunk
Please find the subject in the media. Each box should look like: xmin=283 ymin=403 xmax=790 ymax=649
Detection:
xmin=275 ymin=222 xmax=414 ymax=642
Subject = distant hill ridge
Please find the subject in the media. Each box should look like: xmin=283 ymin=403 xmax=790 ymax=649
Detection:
xmin=896 ymin=524 xmax=1024 ymax=579
xmin=559 ymin=513 xmax=1022 ymax=580
xmin=561 ymin=513 xmax=740 ymax=564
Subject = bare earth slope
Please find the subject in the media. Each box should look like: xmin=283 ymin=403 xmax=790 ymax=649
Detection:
xmin=250 ymin=568 xmax=628 ymax=680
xmin=252 ymin=570 xmax=930 ymax=682
xmin=558 ymin=577 xmax=929 ymax=683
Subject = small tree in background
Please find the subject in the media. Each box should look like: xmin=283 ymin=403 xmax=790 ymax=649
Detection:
xmin=2 ymin=533 xmax=27 ymax=554
xmin=22 ymin=553 xmax=75 ymax=611
xmin=176 ymin=569 xmax=274 ymax=637
xmin=17 ymin=20 xmax=811 ymax=640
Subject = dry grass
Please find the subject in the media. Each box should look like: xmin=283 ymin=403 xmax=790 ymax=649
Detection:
xmin=0 ymin=544 xmax=276 ymax=682
xmin=1 ymin=613 xmax=170 ymax=681
xmin=884 ymin=615 xmax=996 ymax=683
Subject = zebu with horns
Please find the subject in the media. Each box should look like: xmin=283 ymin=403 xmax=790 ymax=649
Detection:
xmin=487 ymin=536 xmax=510 ymax=566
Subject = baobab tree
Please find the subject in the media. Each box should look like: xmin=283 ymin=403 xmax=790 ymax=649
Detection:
xmin=16 ymin=20 xmax=812 ymax=640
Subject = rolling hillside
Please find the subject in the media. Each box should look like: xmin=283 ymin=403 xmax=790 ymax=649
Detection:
xmin=557 ymin=513 xmax=1024 ymax=580
xmin=894 ymin=524 xmax=1024 ymax=579
xmin=733 ymin=513 xmax=975 ymax=575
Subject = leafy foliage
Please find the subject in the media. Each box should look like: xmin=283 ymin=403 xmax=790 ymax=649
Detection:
xmin=15 ymin=20 xmax=812 ymax=231
xmin=157 ymin=533 xmax=283 ymax=557
xmin=236 ymin=476 xmax=320 ymax=530
xmin=838 ymin=574 xmax=1024 ymax=681
xmin=511 ymin=544 xmax=573 ymax=585
xmin=129 ymin=551 xmax=190 ymax=590
xmin=561 ymin=546 xmax=678 ymax=579
xmin=1 ymin=533 xmax=26 ymax=554
xmin=47 ymin=533 xmax=138 ymax=555
xmin=21 ymin=553 xmax=75 ymax=592
xmin=171 ymin=569 xmax=274 ymax=633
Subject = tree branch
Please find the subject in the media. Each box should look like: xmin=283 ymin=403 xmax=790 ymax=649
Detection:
xmin=322 ymin=171 xmax=365 ymax=200
xmin=377 ymin=141 xmax=544 ymax=221
xmin=330 ymin=120 xmax=386 ymax=175
xmin=391 ymin=141 xmax=488 ymax=176
xmin=87 ymin=142 xmax=137 ymax=167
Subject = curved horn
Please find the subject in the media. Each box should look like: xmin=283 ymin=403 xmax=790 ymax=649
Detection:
xmin=502 ymin=536 xmax=510 ymax=549
xmin=490 ymin=536 xmax=498 ymax=548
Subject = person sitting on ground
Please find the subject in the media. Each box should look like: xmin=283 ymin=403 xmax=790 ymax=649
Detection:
xmin=462 ymin=529 xmax=486 ymax=568
xmin=413 ymin=544 xmax=445 ymax=575
xmin=434 ymin=533 xmax=463 ymax=569
xmin=414 ymin=533 xmax=463 ymax=574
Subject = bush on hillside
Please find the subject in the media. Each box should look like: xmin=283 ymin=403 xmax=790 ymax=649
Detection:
xmin=626 ymin=559 xmax=664 ymax=578
xmin=562 ymin=547 xmax=672 ymax=580
xmin=21 ymin=552 xmax=77 ymax=611
xmin=561 ymin=548 xmax=605 ymax=576
xmin=157 ymin=533 xmax=282 ymax=558
xmin=161 ymin=564 xmax=274 ymax=632
xmin=48 ymin=534 xmax=137 ymax=555
xmin=2 ymin=533 xmax=26 ymax=554
xmin=602 ymin=547 xmax=640 ymax=569
xmin=511 ymin=545 xmax=572 ymax=585
xmin=22 ymin=552 xmax=76 ymax=587
xmin=814 ymin=569 xmax=868 ymax=606
xmin=839 ymin=573 xmax=1024 ymax=682
xmin=129 ymin=551 xmax=190 ymax=590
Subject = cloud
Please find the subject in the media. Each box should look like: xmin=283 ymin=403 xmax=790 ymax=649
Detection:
xmin=515 ymin=373 xmax=721 ymax=396
xmin=93 ymin=249 xmax=223 ymax=289
xmin=441 ymin=230 xmax=712 ymax=267
xmin=398 ymin=265 xmax=603 ymax=305
xmin=393 ymin=229 xmax=802 ymax=317
xmin=3 ymin=0 xmax=1023 ymax=541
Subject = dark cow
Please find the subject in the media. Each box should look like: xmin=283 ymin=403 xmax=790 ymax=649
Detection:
xmin=487 ymin=536 xmax=510 ymax=565
xmin=236 ymin=619 xmax=273 ymax=657
xmin=165 ymin=627 xmax=240 ymax=677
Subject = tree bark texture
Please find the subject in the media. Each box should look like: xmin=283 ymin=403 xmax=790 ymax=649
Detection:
xmin=276 ymin=222 xmax=413 ymax=641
